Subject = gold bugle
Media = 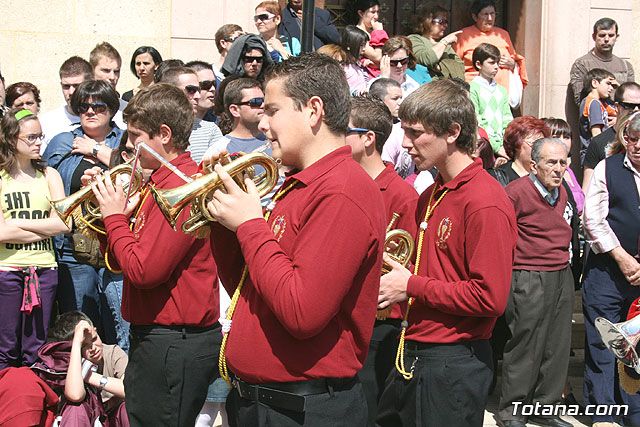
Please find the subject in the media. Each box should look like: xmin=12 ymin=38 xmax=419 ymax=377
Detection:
xmin=149 ymin=151 xmax=279 ymax=235
xmin=50 ymin=159 xmax=144 ymax=234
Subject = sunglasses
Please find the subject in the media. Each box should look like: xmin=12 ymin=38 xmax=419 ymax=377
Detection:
xmin=389 ymin=56 xmax=410 ymax=66
xmin=184 ymin=85 xmax=200 ymax=95
xmin=78 ymin=102 xmax=108 ymax=114
xmin=199 ymin=80 xmax=216 ymax=91
xmin=236 ymin=97 xmax=265 ymax=108
xmin=254 ymin=12 xmax=276 ymax=22
xmin=432 ymin=18 xmax=448 ymax=25
xmin=619 ymin=101 xmax=640 ymax=111
xmin=19 ymin=133 xmax=45 ymax=143
xmin=224 ymin=36 xmax=239 ymax=43
xmin=243 ymin=56 xmax=264 ymax=64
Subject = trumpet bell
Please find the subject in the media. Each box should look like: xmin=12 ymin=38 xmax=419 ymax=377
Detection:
xmin=595 ymin=316 xmax=640 ymax=374
xmin=382 ymin=228 xmax=415 ymax=275
xmin=150 ymin=151 xmax=279 ymax=235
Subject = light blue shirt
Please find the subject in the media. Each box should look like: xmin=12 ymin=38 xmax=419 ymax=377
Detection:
xmin=529 ymin=173 xmax=559 ymax=205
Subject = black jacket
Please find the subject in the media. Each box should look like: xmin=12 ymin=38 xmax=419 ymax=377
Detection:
xmin=279 ymin=5 xmax=340 ymax=51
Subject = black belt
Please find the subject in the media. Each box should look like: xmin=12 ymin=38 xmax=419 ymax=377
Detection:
xmin=233 ymin=376 xmax=356 ymax=412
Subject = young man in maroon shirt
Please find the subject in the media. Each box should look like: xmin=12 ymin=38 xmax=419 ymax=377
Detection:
xmin=205 ymin=53 xmax=387 ymax=426
xmin=346 ymin=95 xmax=418 ymax=425
xmin=377 ymin=79 xmax=518 ymax=427
xmin=86 ymin=83 xmax=221 ymax=426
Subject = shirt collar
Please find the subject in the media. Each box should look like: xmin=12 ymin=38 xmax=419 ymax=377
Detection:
xmin=623 ymin=153 xmax=640 ymax=177
xmin=375 ymin=163 xmax=398 ymax=191
xmin=529 ymin=173 xmax=559 ymax=205
xmin=435 ymin=157 xmax=484 ymax=191
xmin=285 ymin=146 xmax=352 ymax=186
xmin=472 ymin=75 xmax=496 ymax=88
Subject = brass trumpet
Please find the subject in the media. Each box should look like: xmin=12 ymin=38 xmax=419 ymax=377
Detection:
xmin=377 ymin=212 xmax=415 ymax=320
xmin=50 ymin=159 xmax=144 ymax=234
xmin=150 ymin=151 xmax=279 ymax=236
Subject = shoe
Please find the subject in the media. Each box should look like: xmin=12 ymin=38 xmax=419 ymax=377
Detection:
xmin=527 ymin=415 xmax=572 ymax=427
xmin=498 ymin=420 xmax=526 ymax=427
xmin=562 ymin=392 xmax=586 ymax=412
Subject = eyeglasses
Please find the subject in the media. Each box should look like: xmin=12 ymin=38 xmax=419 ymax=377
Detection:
xmin=254 ymin=12 xmax=276 ymax=22
xmin=390 ymin=56 xmax=410 ymax=66
xmin=432 ymin=18 xmax=448 ymax=25
xmin=626 ymin=133 xmax=640 ymax=146
xmin=243 ymin=56 xmax=264 ymax=64
xmin=236 ymin=97 xmax=265 ymax=108
xmin=199 ymin=80 xmax=216 ymax=91
xmin=183 ymin=85 xmax=200 ymax=95
xmin=224 ymin=36 xmax=238 ymax=43
xmin=19 ymin=134 xmax=45 ymax=143
xmin=77 ymin=102 xmax=108 ymax=114
xmin=348 ymin=127 xmax=385 ymax=137
xmin=619 ymin=101 xmax=640 ymax=111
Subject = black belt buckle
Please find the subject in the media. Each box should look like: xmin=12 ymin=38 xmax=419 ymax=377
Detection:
xmin=234 ymin=379 xmax=307 ymax=413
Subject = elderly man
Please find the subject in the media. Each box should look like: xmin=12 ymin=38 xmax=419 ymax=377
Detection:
xmin=570 ymin=18 xmax=635 ymax=106
xmin=498 ymin=138 xmax=574 ymax=427
xmin=583 ymin=113 xmax=640 ymax=427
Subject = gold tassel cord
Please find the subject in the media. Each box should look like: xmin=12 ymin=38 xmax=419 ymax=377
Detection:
xmin=395 ymin=184 xmax=449 ymax=380
xmin=219 ymin=179 xmax=299 ymax=386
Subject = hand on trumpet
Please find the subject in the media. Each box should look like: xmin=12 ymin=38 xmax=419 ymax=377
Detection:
xmin=206 ymin=163 xmax=263 ymax=232
xmin=88 ymin=170 xmax=141 ymax=219
xmin=378 ymin=253 xmax=411 ymax=309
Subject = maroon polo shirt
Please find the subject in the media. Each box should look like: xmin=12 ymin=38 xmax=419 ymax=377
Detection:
xmin=212 ymin=146 xmax=386 ymax=383
xmin=376 ymin=163 xmax=419 ymax=319
xmin=103 ymin=152 xmax=219 ymax=327
xmin=406 ymin=158 xmax=517 ymax=343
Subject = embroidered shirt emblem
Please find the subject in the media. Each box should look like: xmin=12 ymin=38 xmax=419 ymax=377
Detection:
xmin=271 ymin=215 xmax=286 ymax=242
xmin=436 ymin=217 xmax=452 ymax=249
xmin=133 ymin=212 xmax=146 ymax=239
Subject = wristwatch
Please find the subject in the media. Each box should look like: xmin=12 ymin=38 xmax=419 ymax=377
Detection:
xmin=92 ymin=143 xmax=102 ymax=157
xmin=99 ymin=375 xmax=108 ymax=391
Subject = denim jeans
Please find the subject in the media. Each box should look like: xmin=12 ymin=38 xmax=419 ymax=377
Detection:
xmin=101 ymin=268 xmax=129 ymax=353
xmin=56 ymin=249 xmax=103 ymax=334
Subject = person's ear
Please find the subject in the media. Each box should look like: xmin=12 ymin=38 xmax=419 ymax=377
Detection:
xmin=474 ymin=60 xmax=482 ymax=70
xmin=446 ymin=122 xmax=462 ymax=145
xmin=158 ymin=124 xmax=172 ymax=146
xmin=363 ymin=131 xmax=376 ymax=148
xmin=307 ymin=95 xmax=324 ymax=128
xmin=229 ymin=104 xmax=241 ymax=118
xmin=591 ymin=78 xmax=599 ymax=90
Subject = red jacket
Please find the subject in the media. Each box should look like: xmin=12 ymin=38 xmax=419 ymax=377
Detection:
xmin=406 ymin=158 xmax=517 ymax=343
xmin=212 ymin=146 xmax=386 ymax=383
xmin=103 ymin=152 xmax=219 ymax=327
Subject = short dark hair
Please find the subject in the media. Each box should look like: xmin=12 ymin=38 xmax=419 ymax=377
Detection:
xmin=543 ymin=117 xmax=572 ymax=140
xmin=130 ymin=46 xmax=163 ymax=78
xmin=472 ymin=43 xmax=500 ymax=70
xmin=223 ymin=78 xmax=262 ymax=116
xmin=350 ymin=96 xmax=393 ymax=153
xmin=582 ymin=68 xmax=614 ymax=99
xmin=110 ymin=131 xmax=132 ymax=167
xmin=123 ymin=83 xmax=194 ymax=150
xmin=70 ymin=80 xmax=120 ymax=118
xmin=159 ymin=66 xmax=198 ymax=87
xmin=615 ymin=81 xmax=640 ymax=103
xmin=59 ymin=56 xmax=93 ymax=80
xmin=265 ymin=53 xmax=351 ymax=136
xmin=185 ymin=60 xmax=212 ymax=72
xmin=593 ymin=17 xmax=618 ymax=35
xmin=5 ymin=82 xmax=41 ymax=109
xmin=48 ymin=311 xmax=93 ymax=342
xmin=340 ymin=25 xmax=369 ymax=66
xmin=154 ymin=59 xmax=186 ymax=83
xmin=471 ymin=0 xmax=496 ymax=16
xmin=399 ymin=79 xmax=477 ymax=155
xmin=346 ymin=0 xmax=380 ymax=25
xmin=215 ymin=24 xmax=243 ymax=54
xmin=369 ymin=78 xmax=401 ymax=101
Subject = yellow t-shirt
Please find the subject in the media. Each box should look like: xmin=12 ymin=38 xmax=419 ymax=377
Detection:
xmin=0 ymin=169 xmax=56 ymax=267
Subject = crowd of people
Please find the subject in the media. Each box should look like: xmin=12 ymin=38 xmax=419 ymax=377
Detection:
xmin=0 ymin=0 xmax=639 ymax=426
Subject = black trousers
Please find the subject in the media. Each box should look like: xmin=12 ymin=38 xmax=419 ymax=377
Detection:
xmin=124 ymin=324 xmax=221 ymax=427
xmin=376 ymin=340 xmax=492 ymax=427
xmin=226 ymin=376 xmax=367 ymax=427
xmin=358 ymin=319 xmax=402 ymax=426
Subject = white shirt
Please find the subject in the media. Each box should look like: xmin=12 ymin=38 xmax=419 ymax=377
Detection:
xmin=584 ymin=154 xmax=640 ymax=254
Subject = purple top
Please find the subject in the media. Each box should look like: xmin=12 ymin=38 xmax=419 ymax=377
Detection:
xmin=566 ymin=166 xmax=585 ymax=214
